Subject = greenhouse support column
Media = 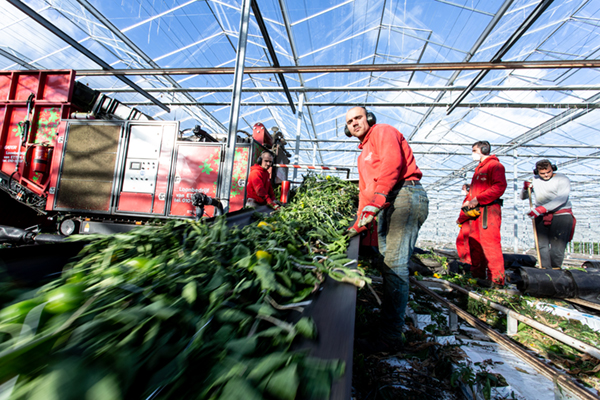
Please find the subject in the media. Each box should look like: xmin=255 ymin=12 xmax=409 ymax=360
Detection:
xmin=218 ymin=0 xmax=252 ymax=213
xmin=293 ymin=94 xmax=304 ymax=180
xmin=513 ymin=149 xmax=518 ymax=253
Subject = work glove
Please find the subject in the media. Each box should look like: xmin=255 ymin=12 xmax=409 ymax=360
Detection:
xmin=358 ymin=194 xmax=390 ymax=227
xmin=461 ymin=206 xmax=480 ymax=218
xmin=347 ymin=220 xmax=367 ymax=238
xmin=527 ymin=205 xmax=547 ymax=218
xmin=267 ymin=199 xmax=280 ymax=210
xmin=523 ymin=181 xmax=531 ymax=190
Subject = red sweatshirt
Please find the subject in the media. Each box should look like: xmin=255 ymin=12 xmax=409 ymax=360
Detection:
xmin=466 ymin=155 xmax=507 ymax=206
xmin=247 ymin=164 xmax=275 ymax=205
xmin=357 ymin=124 xmax=422 ymax=215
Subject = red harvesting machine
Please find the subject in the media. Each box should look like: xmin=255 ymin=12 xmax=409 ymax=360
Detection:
xmin=0 ymin=70 xmax=289 ymax=239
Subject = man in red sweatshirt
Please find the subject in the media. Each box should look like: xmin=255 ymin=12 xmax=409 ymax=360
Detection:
xmin=346 ymin=106 xmax=429 ymax=340
xmin=462 ymin=141 xmax=507 ymax=286
xmin=246 ymin=151 xmax=278 ymax=208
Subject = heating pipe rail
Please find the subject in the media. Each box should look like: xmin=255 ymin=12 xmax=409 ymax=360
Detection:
xmin=422 ymin=277 xmax=600 ymax=360
xmin=411 ymin=278 xmax=598 ymax=400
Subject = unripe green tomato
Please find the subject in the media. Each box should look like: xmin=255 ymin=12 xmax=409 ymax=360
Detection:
xmin=0 ymin=299 xmax=42 ymax=323
xmin=44 ymin=284 xmax=85 ymax=314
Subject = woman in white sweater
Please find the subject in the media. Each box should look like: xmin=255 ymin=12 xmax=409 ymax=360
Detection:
xmin=520 ymin=159 xmax=575 ymax=269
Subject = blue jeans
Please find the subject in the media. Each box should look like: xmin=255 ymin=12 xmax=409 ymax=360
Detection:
xmin=377 ymin=183 xmax=429 ymax=337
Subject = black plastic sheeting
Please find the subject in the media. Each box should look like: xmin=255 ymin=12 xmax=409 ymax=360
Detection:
xmin=503 ymin=253 xmax=537 ymax=268
xmin=515 ymin=267 xmax=600 ymax=304
xmin=583 ymin=261 xmax=600 ymax=269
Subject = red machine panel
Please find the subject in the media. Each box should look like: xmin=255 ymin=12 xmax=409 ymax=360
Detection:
xmin=0 ymin=106 xmax=26 ymax=177
xmin=14 ymin=74 xmax=39 ymax=101
xmin=169 ymin=144 xmax=221 ymax=218
xmin=0 ymin=71 xmax=75 ymax=200
xmin=229 ymin=146 xmax=250 ymax=212
xmin=40 ymin=73 xmax=73 ymax=102
xmin=118 ymin=192 xmax=153 ymax=214
xmin=252 ymin=122 xmax=272 ymax=147
xmin=0 ymin=70 xmax=75 ymax=102
xmin=0 ymin=75 xmax=11 ymax=101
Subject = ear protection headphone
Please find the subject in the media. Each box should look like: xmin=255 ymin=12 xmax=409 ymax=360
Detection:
xmin=256 ymin=151 xmax=273 ymax=165
xmin=533 ymin=159 xmax=557 ymax=175
xmin=344 ymin=107 xmax=376 ymax=137
xmin=473 ymin=141 xmax=491 ymax=156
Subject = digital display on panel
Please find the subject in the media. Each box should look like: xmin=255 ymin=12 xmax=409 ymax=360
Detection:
xmin=130 ymin=162 xmax=141 ymax=170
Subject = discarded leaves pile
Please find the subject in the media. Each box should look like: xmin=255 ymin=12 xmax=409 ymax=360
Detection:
xmin=0 ymin=176 xmax=363 ymax=400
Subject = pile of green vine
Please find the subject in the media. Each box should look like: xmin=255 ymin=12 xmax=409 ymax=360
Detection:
xmin=0 ymin=175 xmax=364 ymax=400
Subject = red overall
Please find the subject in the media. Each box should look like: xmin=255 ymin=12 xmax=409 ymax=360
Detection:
xmin=456 ymin=222 xmax=471 ymax=264
xmin=465 ymin=156 xmax=507 ymax=284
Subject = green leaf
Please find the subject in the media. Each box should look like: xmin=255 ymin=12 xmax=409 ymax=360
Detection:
xmin=225 ymin=336 xmax=257 ymax=356
xmin=202 ymin=359 xmax=247 ymax=396
xmin=209 ymin=283 xmax=232 ymax=309
xmin=217 ymin=377 xmax=263 ymax=400
xmin=87 ymin=373 xmax=122 ymax=400
xmin=294 ymin=317 xmax=317 ymax=339
xmin=290 ymin=287 xmax=313 ymax=303
xmin=262 ymin=363 xmax=299 ymax=400
xmin=247 ymin=352 xmax=291 ymax=382
xmin=182 ymin=281 xmax=197 ymax=305
xmin=252 ymin=262 xmax=278 ymax=291
xmin=216 ymin=308 xmax=250 ymax=323
xmin=276 ymin=272 xmax=292 ymax=288
xmin=142 ymin=301 xmax=177 ymax=320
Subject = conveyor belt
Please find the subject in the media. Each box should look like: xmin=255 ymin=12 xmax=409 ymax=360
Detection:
xmin=299 ymin=235 xmax=359 ymax=400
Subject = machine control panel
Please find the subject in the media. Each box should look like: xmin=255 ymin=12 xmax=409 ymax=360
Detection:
xmin=120 ymin=125 xmax=163 ymax=194
xmin=122 ymin=159 xmax=158 ymax=193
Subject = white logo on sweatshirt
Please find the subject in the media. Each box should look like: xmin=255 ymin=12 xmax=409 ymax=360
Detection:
xmin=364 ymin=152 xmax=372 ymax=161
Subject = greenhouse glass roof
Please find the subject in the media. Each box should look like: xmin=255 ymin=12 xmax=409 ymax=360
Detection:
xmin=1 ymin=0 xmax=599 ymax=247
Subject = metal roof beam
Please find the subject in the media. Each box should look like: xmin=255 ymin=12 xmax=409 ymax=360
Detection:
xmin=408 ymin=0 xmax=514 ymax=139
xmin=295 ymin=148 xmax=600 ymax=158
xmin=96 ymin=84 xmax=600 ymax=93
xmin=295 ymin=139 xmax=600 ymax=151
xmin=446 ymin=0 xmax=555 ymax=115
xmin=428 ymin=91 xmax=600 ymax=189
xmin=121 ymin=101 xmax=600 ymax=109
xmin=0 ymin=47 xmax=36 ymax=69
xmin=250 ymin=0 xmax=295 ymax=114
xmin=277 ymin=0 xmax=324 ymax=165
xmin=76 ymin=59 xmax=600 ymax=76
xmin=6 ymin=0 xmax=170 ymax=113
xmin=71 ymin=0 xmax=225 ymax=131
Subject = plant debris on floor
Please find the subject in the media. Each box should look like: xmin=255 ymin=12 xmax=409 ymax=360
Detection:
xmin=352 ymin=254 xmax=465 ymax=400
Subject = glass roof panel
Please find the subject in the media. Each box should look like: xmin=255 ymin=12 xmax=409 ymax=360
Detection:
xmin=0 ymin=0 xmax=599 ymax=245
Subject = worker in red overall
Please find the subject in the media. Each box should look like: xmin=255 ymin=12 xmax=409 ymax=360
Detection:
xmin=346 ymin=106 xmax=429 ymax=341
xmin=456 ymin=184 xmax=472 ymax=265
xmin=246 ymin=151 xmax=278 ymax=209
xmin=462 ymin=141 xmax=507 ymax=286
